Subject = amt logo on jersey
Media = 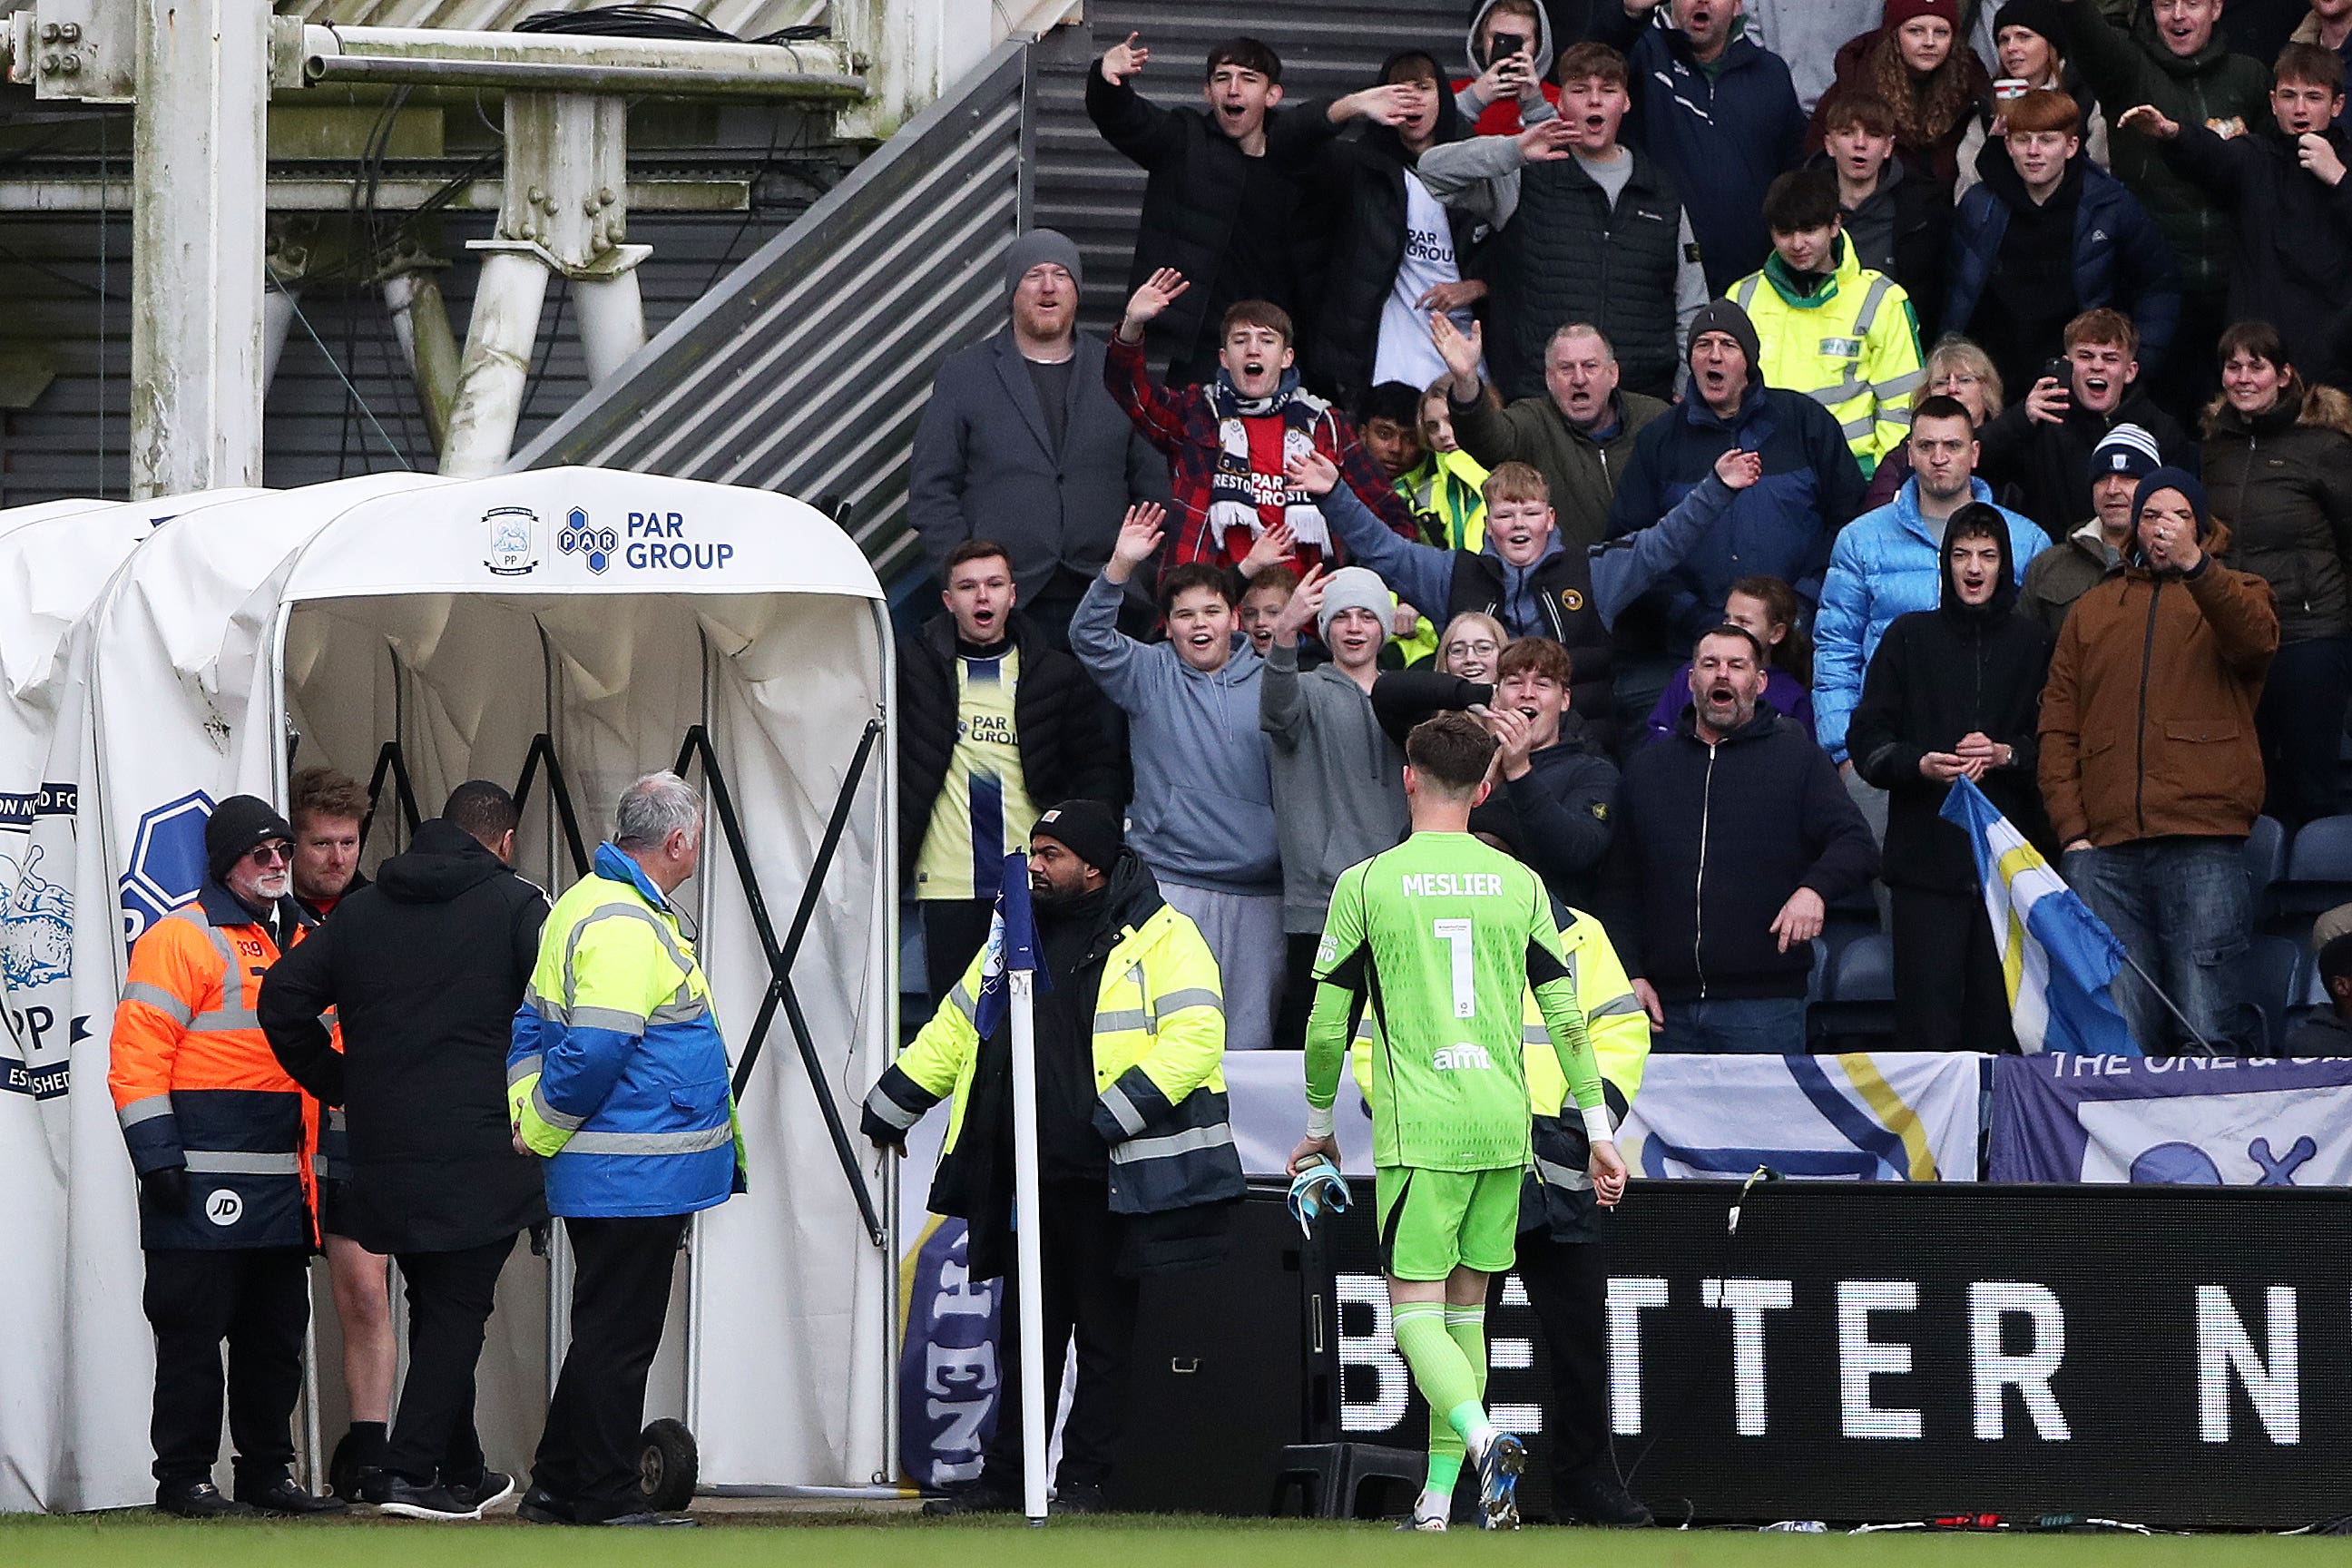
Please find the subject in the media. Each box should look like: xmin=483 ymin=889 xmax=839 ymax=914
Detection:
xmin=1433 ymin=1044 xmax=1493 ymax=1072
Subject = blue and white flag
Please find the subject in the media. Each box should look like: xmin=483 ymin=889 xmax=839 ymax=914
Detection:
xmin=1939 ymin=777 xmax=2138 ymax=1055
xmin=972 ymin=849 xmax=1044 ymax=1038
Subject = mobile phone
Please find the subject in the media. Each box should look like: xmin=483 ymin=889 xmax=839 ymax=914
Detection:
xmin=2041 ymin=356 xmax=2072 ymax=391
xmin=1487 ymin=30 xmax=1527 ymax=66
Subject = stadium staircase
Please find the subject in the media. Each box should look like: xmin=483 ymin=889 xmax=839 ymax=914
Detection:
xmin=513 ymin=0 xmax=1461 ymax=582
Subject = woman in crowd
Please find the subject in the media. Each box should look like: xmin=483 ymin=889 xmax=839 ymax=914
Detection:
xmin=1369 ymin=610 xmax=1506 ymax=744
xmin=1809 ymin=0 xmax=1991 ymax=192
xmin=1952 ymin=0 xmax=2108 ymax=199
xmin=2200 ymin=320 xmax=2352 ymax=828
xmin=1642 ymin=576 xmax=1816 ymax=743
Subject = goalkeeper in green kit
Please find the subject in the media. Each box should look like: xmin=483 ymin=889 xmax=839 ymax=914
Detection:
xmin=1290 ymin=710 xmax=1627 ymax=1531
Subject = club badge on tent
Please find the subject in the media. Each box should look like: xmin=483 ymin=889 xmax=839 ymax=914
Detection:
xmin=483 ymin=505 xmax=542 ymax=577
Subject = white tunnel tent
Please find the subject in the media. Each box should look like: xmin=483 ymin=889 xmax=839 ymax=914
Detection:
xmin=10 ymin=470 xmax=898 ymax=1511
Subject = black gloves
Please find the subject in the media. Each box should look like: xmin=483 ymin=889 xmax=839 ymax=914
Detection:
xmin=140 ymin=1164 xmax=190 ymax=1215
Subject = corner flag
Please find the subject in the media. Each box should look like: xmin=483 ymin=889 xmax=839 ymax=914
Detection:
xmin=973 ymin=849 xmax=1044 ymax=1038
xmin=1939 ymin=777 xmax=2140 ymax=1055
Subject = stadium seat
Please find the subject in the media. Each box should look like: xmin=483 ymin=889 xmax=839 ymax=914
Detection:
xmin=2284 ymin=961 xmax=2331 ymax=1041
xmin=2243 ymin=935 xmax=2307 ymax=1054
xmin=1817 ymin=882 xmax=1884 ymax=977
xmin=2275 ymin=815 xmax=2352 ymax=915
xmin=2244 ymin=815 xmax=2287 ymax=921
xmin=1808 ymin=933 xmax=1896 ymax=1052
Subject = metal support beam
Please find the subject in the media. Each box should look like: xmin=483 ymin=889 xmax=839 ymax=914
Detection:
xmin=131 ymin=0 xmax=269 ymax=496
xmin=381 ymin=264 xmax=458 ymax=452
xmin=439 ymin=249 xmax=547 ymax=479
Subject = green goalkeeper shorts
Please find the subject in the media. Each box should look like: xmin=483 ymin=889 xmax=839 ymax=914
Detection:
xmin=1374 ymin=1164 xmax=1523 ymax=1282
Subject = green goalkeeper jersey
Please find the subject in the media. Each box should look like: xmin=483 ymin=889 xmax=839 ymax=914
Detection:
xmin=1304 ymin=830 xmax=1604 ymax=1171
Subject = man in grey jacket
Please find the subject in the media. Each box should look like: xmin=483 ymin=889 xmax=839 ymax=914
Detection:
xmin=1073 ymin=503 xmax=1284 ymax=1050
xmin=908 ymin=230 xmax=1171 ymax=649
xmin=1259 ymin=564 xmax=1407 ymax=1048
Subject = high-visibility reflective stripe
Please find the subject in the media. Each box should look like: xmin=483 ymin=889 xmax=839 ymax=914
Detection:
xmin=1590 ymin=994 xmax=1647 ymax=1021
xmin=1094 ymin=1008 xmax=1150 ymax=1034
xmin=863 ymin=1087 xmax=922 ymax=1132
xmin=326 ymin=1107 xmax=347 ymax=1131
xmin=1099 ymin=1083 xmax=1148 ymax=1139
xmin=1877 ymin=369 xmax=1926 ymax=396
xmin=1730 ymin=278 xmax=1759 ymax=310
xmin=1108 ymin=1122 xmax=1236 ymax=1165
xmin=1520 ymin=1024 xmax=1552 ymax=1046
xmin=184 ymin=1151 xmax=300 ymax=1176
xmin=570 ymin=1004 xmax=650 ymax=1034
xmin=561 ymin=902 xmax=693 ymax=1012
xmin=508 ymin=1054 xmax=543 ymax=1087
xmin=189 ymin=1007 xmax=261 ymax=1034
xmin=1851 ymin=275 xmax=1891 ymax=338
xmin=1535 ymin=1155 xmax=1592 ymax=1192
xmin=526 ymin=984 xmax=565 ymax=1024
xmin=532 ymin=1081 xmax=587 ymax=1132
xmin=1151 ymin=987 xmax=1222 ymax=1024
xmin=173 ymin=914 xmax=248 ymax=1012
xmin=1839 ymin=413 xmax=1877 ymax=439
xmin=562 ymin=1124 xmax=733 ymax=1156
xmin=122 ymin=982 xmax=192 ymax=1024
xmin=649 ymin=996 xmax=710 ymax=1026
xmin=118 ymin=1094 xmax=173 ymax=1128
xmin=946 ymin=983 xmax=977 ymax=1024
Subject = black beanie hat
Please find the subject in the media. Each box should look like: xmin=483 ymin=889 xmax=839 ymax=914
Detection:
xmin=1687 ymin=298 xmax=1763 ymax=379
xmin=205 ymin=794 xmax=296 ymax=883
xmin=1993 ymin=0 xmax=2065 ymax=52
xmin=1031 ymin=799 xmax=1123 ymax=875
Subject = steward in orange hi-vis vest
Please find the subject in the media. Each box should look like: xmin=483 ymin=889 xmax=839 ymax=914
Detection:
xmin=108 ymin=794 xmax=347 ymax=1518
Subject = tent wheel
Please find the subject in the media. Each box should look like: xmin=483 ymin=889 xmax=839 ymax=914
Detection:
xmin=638 ymin=1418 xmax=698 ymax=1512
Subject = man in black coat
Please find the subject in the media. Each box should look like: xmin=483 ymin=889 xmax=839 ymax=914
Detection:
xmin=260 ymin=782 xmax=549 ymax=1523
xmin=1976 ymin=308 xmax=2198 ymax=537
xmin=1600 ymin=625 xmax=1879 ymax=1054
xmin=1849 ymin=503 xmax=2055 ymax=1053
xmin=899 ymin=541 xmax=1122 ymax=1004
xmin=907 ymin=230 xmax=1170 ymax=649
xmin=1085 ymin=34 xmax=1347 ymax=384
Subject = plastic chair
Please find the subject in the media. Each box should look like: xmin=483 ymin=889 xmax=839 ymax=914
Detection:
xmin=2244 ymin=815 xmax=2288 ymax=922
xmin=1272 ymin=1443 xmax=1428 ymax=1519
xmin=1807 ymin=933 xmax=1896 ymax=1051
xmin=2273 ymin=815 xmax=2352 ymax=918
xmin=2242 ymin=934 xmax=2307 ymax=1054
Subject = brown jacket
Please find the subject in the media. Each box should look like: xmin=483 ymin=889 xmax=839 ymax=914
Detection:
xmin=2039 ymin=521 xmax=2279 ymax=848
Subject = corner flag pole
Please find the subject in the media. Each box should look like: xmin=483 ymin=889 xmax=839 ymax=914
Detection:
xmin=1007 ymin=962 xmax=1050 ymax=1526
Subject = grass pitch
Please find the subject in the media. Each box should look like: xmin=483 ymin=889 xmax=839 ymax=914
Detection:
xmin=0 ymin=1512 xmax=2344 ymax=1568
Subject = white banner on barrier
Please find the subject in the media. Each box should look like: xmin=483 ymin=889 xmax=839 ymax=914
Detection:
xmin=1618 ymin=1053 xmax=1984 ymax=1181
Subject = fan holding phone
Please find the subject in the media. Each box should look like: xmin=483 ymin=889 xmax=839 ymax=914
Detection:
xmin=1453 ymin=0 xmax=1560 ymax=135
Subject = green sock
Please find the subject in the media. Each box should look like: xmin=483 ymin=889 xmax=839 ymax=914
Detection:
xmin=1446 ymin=1305 xmax=1489 ymax=1405
xmin=1394 ymin=1301 xmax=1488 ymax=1449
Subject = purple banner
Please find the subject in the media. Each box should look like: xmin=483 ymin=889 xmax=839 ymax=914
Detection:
xmin=895 ymin=1217 xmax=1002 ymax=1489
xmin=1989 ymin=1054 xmax=2352 ymax=1184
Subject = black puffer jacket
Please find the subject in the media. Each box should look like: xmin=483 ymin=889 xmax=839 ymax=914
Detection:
xmin=1978 ymin=388 xmax=2199 ymax=538
xmin=1282 ymin=55 xmax=1481 ymax=407
xmin=2201 ymin=381 xmax=2352 ymax=645
xmin=1600 ymin=708 xmax=1877 ymax=1001
xmin=257 ymin=818 xmax=549 ymax=1255
xmin=1085 ymin=65 xmax=1328 ymax=377
xmin=897 ymin=610 xmax=1120 ymax=871
xmin=1849 ymin=512 xmax=2055 ymax=895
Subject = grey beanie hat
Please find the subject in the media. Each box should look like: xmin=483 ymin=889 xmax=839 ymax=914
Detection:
xmin=1317 ymin=566 xmax=1393 ymax=649
xmin=1004 ymin=229 xmax=1083 ymax=298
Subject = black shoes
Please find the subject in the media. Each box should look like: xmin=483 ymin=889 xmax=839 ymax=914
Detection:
xmin=1052 ymin=1483 xmax=1108 ymax=1515
xmin=921 ymin=1477 xmax=1021 ymax=1516
xmin=446 ymin=1469 xmax=515 ymax=1514
xmin=516 ymin=1485 xmax=574 ymax=1525
xmin=235 ymin=1476 xmax=348 ymax=1516
xmin=363 ymin=1473 xmax=479 ymax=1522
xmin=155 ymin=1480 xmax=254 ymax=1519
xmin=1553 ymin=1467 xmax=1655 ymax=1528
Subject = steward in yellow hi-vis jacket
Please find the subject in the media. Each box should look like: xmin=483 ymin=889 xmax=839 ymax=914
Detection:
xmin=1349 ymin=900 xmax=1654 ymax=1526
xmin=1727 ymin=219 xmax=1924 ymax=477
xmin=863 ymin=799 xmax=1243 ymax=1514
xmin=108 ymin=794 xmax=343 ymax=1517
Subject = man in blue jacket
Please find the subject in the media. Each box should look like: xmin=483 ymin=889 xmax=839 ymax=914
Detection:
xmin=1600 ymin=299 xmax=1867 ymax=709
xmin=509 ymin=773 xmax=741 ymax=1527
xmin=1590 ymin=0 xmax=1809 ymax=292
xmin=1814 ymin=397 xmax=2053 ymax=783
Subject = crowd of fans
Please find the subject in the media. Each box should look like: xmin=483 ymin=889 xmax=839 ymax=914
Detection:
xmin=905 ymin=0 xmax=2352 ymax=1059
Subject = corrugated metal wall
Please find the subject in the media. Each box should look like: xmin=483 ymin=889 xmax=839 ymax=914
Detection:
xmin=1029 ymin=0 xmax=1470 ymax=340
xmin=0 ymin=208 xmax=808 ymax=503
xmin=514 ymin=39 xmax=1027 ymax=581
xmin=520 ymin=0 xmax=1464 ymax=575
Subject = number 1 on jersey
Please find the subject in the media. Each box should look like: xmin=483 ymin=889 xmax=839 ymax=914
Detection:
xmin=1433 ymin=917 xmax=1475 ymax=1019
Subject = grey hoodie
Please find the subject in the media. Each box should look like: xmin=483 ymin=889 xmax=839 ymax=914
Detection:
xmin=1071 ymin=572 xmax=1280 ymax=896
xmin=1744 ymin=0 xmax=1881 ymax=113
xmin=1456 ymin=0 xmax=1558 ymax=123
xmin=1259 ymin=641 xmax=1408 ymax=933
